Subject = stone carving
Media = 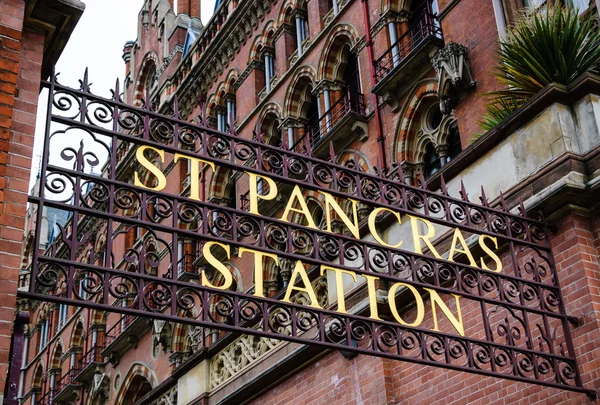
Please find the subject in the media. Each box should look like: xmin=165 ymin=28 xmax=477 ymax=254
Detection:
xmin=89 ymin=373 xmax=110 ymax=404
xmin=431 ymin=42 xmax=476 ymax=114
xmin=150 ymin=386 xmax=177 ymax=405
xmin=209 ymin=276 xmax=327 ymax=389
xmin=152 ymin=320 xmax=172 ymax=354
xmin=210 ymin=334 xmax=283 ymax=389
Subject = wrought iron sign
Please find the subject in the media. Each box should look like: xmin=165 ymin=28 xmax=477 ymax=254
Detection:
xmin=20 ymin=68 xmax=593 ymax=395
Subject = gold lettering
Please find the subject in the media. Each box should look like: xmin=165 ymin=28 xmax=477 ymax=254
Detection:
xmin=282 ymin=260 xmax=321 ymax=308
xmin=134 ymin=145 xmax=167 ymax=191
xmin=321 ymin=192 xmax=360 ymax=239
xmin=423 ymin=288 xmax=464 ymax=336
xmin=388 ymin=282 xmax=425 ymax=327
xmin=368 ymin=207 xmax=403 ymax=248
xmin=238 ymin=247 xmax=279 ymax=298
xmin=478 ymin=234 xmax=503 ymax=272
xmin=409 ymin=216 xmax=441 ymax=258
xmin=246 ymin=172 xmax=278 ymax=215
xmin=362 ymin=274 xmax=382 ymax=320
xmin=320 ymin=265 xmax=357 ymax=314
xmin=448 ymin=228 xmax=477 ymax=267
xmin=201 ymin=241 xmax=233 ymax=290
xmin=174 ymin=153 xmax=215 ymax=201
xmin=280 ymin=185 xmax=317 ymax=229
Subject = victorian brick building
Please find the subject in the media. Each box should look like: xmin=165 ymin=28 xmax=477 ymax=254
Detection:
xmin=12 ymin=0 xmax=600 ymax=404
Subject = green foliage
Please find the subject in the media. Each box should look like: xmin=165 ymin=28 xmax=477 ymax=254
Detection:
xmin=475 ymin=5 xmax=600 ymax=140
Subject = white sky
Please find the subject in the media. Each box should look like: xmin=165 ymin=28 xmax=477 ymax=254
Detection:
xmin=30 ymin=0 xmax=215 ymax=186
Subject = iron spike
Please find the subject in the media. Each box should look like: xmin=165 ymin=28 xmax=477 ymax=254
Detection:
xmin=254 ymin=120 xmax=262 ymax=143
xmin=329 ymin=141 xmax=335 ymax=163
xmin=173 ymin=96 xmax=180 ymax=119
xmin=480 ymin=186 xmax=489 ymax=207
xmin=418 ymin=167 xmax=427 ymax=190
xmin=519 ymin=196 xmax=526 ymax=216
xmin=83 ymin=67 xmax=89 ymax=91
xmin=282 ymin=130 xmax=289 ymax=150
xmin=113 ymin=78 xmax=120 ymax=102
xmin=376 ymin=155 xmax=382 ymax=177
xmin=397 ymin=163 xmax=405 ymax=184
xmin=499 ymin=191 xmax=508 ymax=211
xmin=460 ymin=180 xmax=469 ymax=201
xmin=440 ymin=174 xmax=448 ymax=195
xmin=145 ymin=87 xmax=151 ymax=111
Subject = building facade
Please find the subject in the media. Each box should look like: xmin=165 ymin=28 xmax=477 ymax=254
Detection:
xmin=0 ymin=0 xmax=84 ymax=404
xmin=12 ymin=0 xmax=600 ymax=404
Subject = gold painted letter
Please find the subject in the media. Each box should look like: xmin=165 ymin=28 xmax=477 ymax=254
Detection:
xmin=409 ymin=216 xmax=441 ymax=258
xmin=174 ymin=153 xmax=215 ymax=201
xmin=321 ymin=192 xmax=360 ymax=239
xmin=320 ymin=265 xmax=357 ymax=314
xmin=246 ymin=172 xmax=278 ymax=215
xmin=388 ymin=282 xmax=425 ymax=327
xmin=280 ymin=185 xmax=317 ymax=229
xmin=478 ymin=234 xmax=503 ymax=272
xmin=423 ymin=288 xmax=464 ymax=336
xmin=239 ymin=247 xmax=279 ymax=298
xmin=201 ymin=241 xmax=233 ymax=290
xmin=368 ymin=207 xmax=403 ymax=248
xmin=134 ymin=145 xmax=167 ymax=191
xmin=282 ymin=260 xmax=321 ymax=308
xmin=362 ymin=274 xmax=382 ymax=320
xmin=448 ymin=228 xmax=477 ymax=267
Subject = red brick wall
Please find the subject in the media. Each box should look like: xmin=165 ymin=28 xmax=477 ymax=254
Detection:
xmin=0 ymin=0 xmax=43 ymax=397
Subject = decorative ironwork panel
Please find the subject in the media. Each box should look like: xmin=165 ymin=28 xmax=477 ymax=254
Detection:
xmin=19 ymin=68 xmax=593 ymax=396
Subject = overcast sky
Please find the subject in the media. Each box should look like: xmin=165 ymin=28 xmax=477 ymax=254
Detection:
xmin=30 ymin=0 xmax=215 ymax=186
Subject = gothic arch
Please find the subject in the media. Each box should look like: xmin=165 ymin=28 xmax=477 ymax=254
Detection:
xmin=49 ymin=341 xmax=63 ymax=371
xmin=208 ymin=166 xmax=235 ymax=202
xmin=336 ymin=150 xmax=374 ymax=174
xmin=206 ymin=94 xmax=218 ymax=119
xmin=317 ymin=25 xmax=360 ymax=81
xmin=393 ymin=78 xmax=439 ymax=163
xmin=114 ymin=363 xmax=158 ymax=405
xmin=69 ymin=318 xmax=85 ymax=349
xmin=380 ymin=0 xmax=414 ymax=13
xmin=248 ymin=20 xmax=278 ymax=63
xmin=277 ymin=0 xmax=296 ymax=25
xmin=258 ymin=102 xmax=282 ymax=144
xmin=32 ymin=362 xmax=45 ymax=389
xmin=132 ymin=51 xmax=160 ymax=105
xmin=283 ymin=66 xmax=317 ymax=118
xmin=89 ymin=308 xmax=108 ymax=327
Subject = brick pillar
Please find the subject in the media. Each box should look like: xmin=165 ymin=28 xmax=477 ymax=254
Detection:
xmin=177 ymin=0 xmax=190 ymax=15
xmin=190 ymin=1 xmax=201 ymax=20
xmin=178 ymin=0 xmax=201 ymax=19
xmin=0 ymin=0 xmax=42 ymax=400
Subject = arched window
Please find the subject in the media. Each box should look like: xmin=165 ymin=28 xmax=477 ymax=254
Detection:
xmin=290 ymin=3 xmax=309 ymax=57
xmin=122 ymin=376 xmax=153 ymax=405
xmin=424 ymin=143 xmax=441 ymax=178
xmin=261 ymin=113 xmax=281 ymax=147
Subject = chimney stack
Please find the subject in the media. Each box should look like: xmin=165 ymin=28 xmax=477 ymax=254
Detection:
xmin=177 ymin=1 xmax=201 ymax=20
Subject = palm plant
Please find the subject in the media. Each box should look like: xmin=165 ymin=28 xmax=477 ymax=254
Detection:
xmin=476 ymin=4 xmax=600 ymax=137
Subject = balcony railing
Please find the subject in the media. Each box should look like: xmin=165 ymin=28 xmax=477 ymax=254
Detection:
xmin=292 ymin=87 xmax=365 ymax=155
xmin=177 ymin=253 xmax=199 ymax=277
xmin=75 ymin=344 xmax=103 ymax=379
xmin=52 ymin=369 xmax=81 ymax=403
xmin=374 ymin=12 xmax=443 ymax=83
xmin=104 ymin=315 xmax=136 ymax=347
